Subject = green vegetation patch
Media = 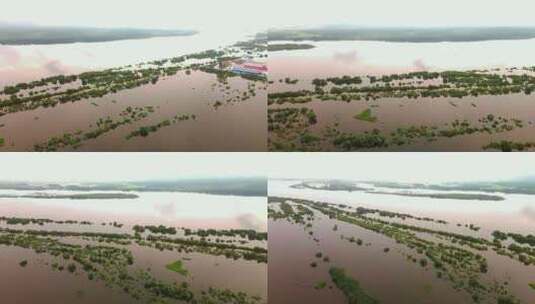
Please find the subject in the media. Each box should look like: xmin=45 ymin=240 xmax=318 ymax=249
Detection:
xmin=125 ymin=114 xmax=195 ymax=140
xmin=354 ymin=108 xmax=377 ymax=123
xmin=33 ymin=106 xmax=155 ymax=151
xmin=329 ymin=267 xmax=379 ymax=304
xmin=483 ymin=140 xmax=535 ymax=152
xmin=166 ymin=260 xmax=189 ymax=276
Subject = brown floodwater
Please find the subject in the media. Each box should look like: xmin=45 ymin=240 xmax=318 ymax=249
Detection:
xmin=270 ymin=93 xmax=535 ymax=151
xmin=0 ymin=245 xmax=138 ymax=304
xmin=1 ymin=239 xmax=267 ymax=304
xmin=0 ymin=69 xmax=267 ymax=151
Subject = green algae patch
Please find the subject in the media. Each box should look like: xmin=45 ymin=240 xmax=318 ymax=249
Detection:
xmin=166 ymin=260 xmax=189 ymax=276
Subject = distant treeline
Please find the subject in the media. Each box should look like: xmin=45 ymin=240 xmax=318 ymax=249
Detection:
xmin=0 ymin=177 xmax=267 ymax=197
xmin=268 ymin=27 xmax=535 ymax=42
xmin=268 ymin=43 xmax=315 ymax=51
xmin=0 ymin=193 xmax=139 ymax=200
xmin=370 ymin=176 xmax=535 ymax=195
xmin=0 ymin=24 xmax=198 ymax=45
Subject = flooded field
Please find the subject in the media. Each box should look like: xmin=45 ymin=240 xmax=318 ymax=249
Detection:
xmin=269 ymin=180 xmax=535 ymax=304
xmin=0 ymin=32 xmax=267 ymax=151
xmin=0 ymin=189 xmax=267 ymax=304
xmin=268 ymin=39 xmax=535 ymax=151
xmin=0 ymin=69 xmax=266 ymax=151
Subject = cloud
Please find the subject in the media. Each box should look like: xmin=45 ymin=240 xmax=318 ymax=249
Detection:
xmin=520 ymin=206 xmax=535 ymax=222
xmin=154 ymin=202 xmax=177 ymax=217
xmin=412 ymin=58 xmax=429 ymax=71
xmin=236 ymin=213 xmax=264 ymax=230
xmin=44 ymin=60 xmax=68 ymax=75
xmin=333 ymin=50 xmax=359 ymax=64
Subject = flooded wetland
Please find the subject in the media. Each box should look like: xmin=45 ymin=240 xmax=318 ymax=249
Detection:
xmin=0 ymin=175 xmax=267 ymax=304
xmin=268 ymin=28 xmax=535 ymax=152
xmin=0 ymin=30 xmax=267 ymax=151
xmin=269 ymin=178 xmax=535 ymax=304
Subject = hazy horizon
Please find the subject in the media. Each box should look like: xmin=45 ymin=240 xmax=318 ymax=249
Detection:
xmin=0 ymin=153 xmax=267 ymax=183
xmin=0 ymin=0 xmax=267 ymax=34
xmin=267 ymin=153 xmax=535 ymax=183
xmin=267 ymin=0 xmax=535 ymax=29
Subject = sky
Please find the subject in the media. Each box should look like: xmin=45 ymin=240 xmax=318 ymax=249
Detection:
xmin=0 ymin=0 xmax=268 ymax=33
xmin=267 ymin=0 xmax=535 ymax=28
xmin=0 ymin=153 xmax=265 ymax=182
xmin=1 ymin=0 xmax=535 ymax=32
xmin=2 ymin=153 xmax=535 ymax=184
xmin=267 ymin=153 xmax=535 ymax=183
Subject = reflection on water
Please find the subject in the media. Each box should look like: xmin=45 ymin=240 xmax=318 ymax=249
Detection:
xmin=270 ymin=39 xmax=535 ymax=80
xmin=0 ymin=30 xmax=253 ymax=88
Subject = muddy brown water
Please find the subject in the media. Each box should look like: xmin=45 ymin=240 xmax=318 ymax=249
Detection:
xmin=0 ymin=245 xmax=138 ymax=304
xmin=1 ymin=241 xmax=267 ymax=304
xmin=270 ymin=93 xmax=535 ymax=151
xmin=0 ymin=70 xmax=267 ymax=151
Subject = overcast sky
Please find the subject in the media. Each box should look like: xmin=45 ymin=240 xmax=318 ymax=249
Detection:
xmin=1 ymin=0 xmax=534 ymax=32
xmin=268 ymin=0 xmax=535 ymax=28
xmin=2 ymin=153 xmax=534 ymax=184
xmin=267 ymin=153 xmax=535 ymax=183
xmin=0 ymin=0 xmax=267 ymax=33
xmin=0 ymin=153 xmax=264 ymax=182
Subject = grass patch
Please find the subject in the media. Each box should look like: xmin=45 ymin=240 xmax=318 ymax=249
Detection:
xmin=529 ymin=282 xmax=535 ymax=290
xmin=166 ymin=260 xmax=189 ymax=276
xmin=354 ymin=108 xmax=377 ymax=123
xmin=329 ymin=267 xmax=379 ymax=304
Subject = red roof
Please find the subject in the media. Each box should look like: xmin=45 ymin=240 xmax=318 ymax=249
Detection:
xmin=243 ymin=64 xmax=268 ymax=71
